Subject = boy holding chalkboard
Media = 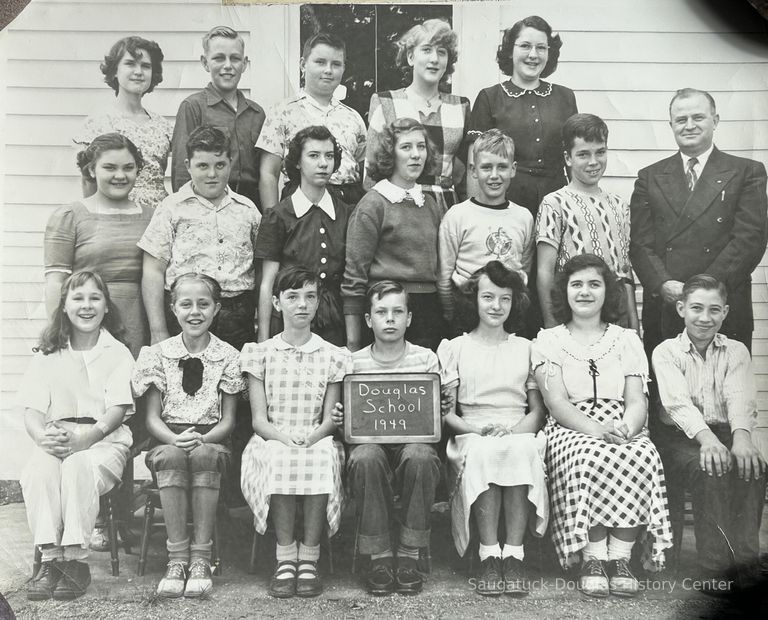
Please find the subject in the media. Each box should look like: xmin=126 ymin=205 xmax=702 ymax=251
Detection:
xmin=332 ymin=281 xmax=441 ymax=596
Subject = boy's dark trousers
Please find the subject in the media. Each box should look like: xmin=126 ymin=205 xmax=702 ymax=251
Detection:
xmin=654 ymin=422 xmax=765 ymax=575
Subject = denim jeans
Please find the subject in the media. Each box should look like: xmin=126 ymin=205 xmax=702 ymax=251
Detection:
xmin=347 ymin=443 xmax=441 ymax=555
xmin=654 ymin=422 xmax=765 ymax=573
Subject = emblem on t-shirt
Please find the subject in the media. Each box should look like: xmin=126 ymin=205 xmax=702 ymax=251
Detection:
xmin=485 ymin=227 xmax=513 ymax=259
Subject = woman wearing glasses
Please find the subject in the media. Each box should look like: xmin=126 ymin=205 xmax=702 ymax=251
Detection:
xmin=468 ymin=16 xmax=577 ymax=218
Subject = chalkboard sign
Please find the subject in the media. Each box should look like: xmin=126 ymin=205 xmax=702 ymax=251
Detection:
xmin=343 ymin=373 xmax=442 ymax=444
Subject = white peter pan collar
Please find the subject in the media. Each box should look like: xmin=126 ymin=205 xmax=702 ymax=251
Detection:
xmin=373 ymin=179 xmax=425 ymax=207
xmin=273 ymin=332 xmax=324 ymax=353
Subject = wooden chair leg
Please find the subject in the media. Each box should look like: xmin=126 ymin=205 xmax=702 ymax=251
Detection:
xmin=137 ymin=494 xmax=155 ymax=576
xmin=249 ymin=530 xmax=262 ymax=574
xmin=106 ymin=494 xmax=120 ymax=576
xmin=32 ymin=545 xmax=42 ymax=577
xmin=212 ymin=516 xmax=222 ymax=575
xmin=351 ymin=512 xmax=361 ymax=575
xmin=325 ymin=530 xmax=334 ymax=576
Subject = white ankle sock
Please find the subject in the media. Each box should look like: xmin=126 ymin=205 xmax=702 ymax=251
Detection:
xmin=478 ymin=543 xmax=502 ymax=562
xmin=502 ymin=544 xmax=524 ymax=561
xmin=582 ymin=538 xmax=608 ymax=562
xmin=607 ymin=535 xmax=635 ymax=561
xmin=275 ymin=541 xmax=298 ymax=579
xmin=371 ymin=549 xmax=393 ymax=561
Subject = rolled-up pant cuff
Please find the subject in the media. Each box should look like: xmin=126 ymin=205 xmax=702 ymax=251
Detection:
xmin=156 ymin=470 xmax=189 ymax=489
xmin=358 ymin=532 xmax=393 ymax=555
xmin=191 ymin=471 xmax=221 ymax=489
xmin=399 ymin=524 xmax=431 ymax=549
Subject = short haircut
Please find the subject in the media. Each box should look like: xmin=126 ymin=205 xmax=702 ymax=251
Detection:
xmin=273 ymin=265 xmax=321 ymax=297
xmin=169 ymin=272 xmax=222 ymax=306
xmin=101 ymin=36 xmax=164 ymax=95
xmin=472 ymin=128 xmax=515 ymax=164
xmin=76 ymin=132 xmax=144 ymax=179
xmin=550 ymin=254 xmax=623 ymax=324
xmin=284 ymin=125 xmax=342 ymax=186
xmin=365 ymin=281 xmax=409 ymax=314
xmin=395 ymin=18 xmax=459 ymax=80
xmin=185 ymin=125 xmax=232 ymax=160
xmin=681 ymin=273 xmax=727 ymax=303
xmin=562 ymin=113 xmax=609 ymax=153
xmin=456 ymin=261 xmax=530 ymax=334
xmin=496 ymin=15 xmax=562 ymax=79
xmin=302 ymin=32 xmax=346 ymax=60
xmin=669 ymin=88 xmax=717 ymax=116
xmin=366 ymin=117 xmax=438 ymax=182
xmin=202 ymin=25 xmax=245 ymax=54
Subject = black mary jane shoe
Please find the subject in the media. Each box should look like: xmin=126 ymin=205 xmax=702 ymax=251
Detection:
xmin=268 ymin=560 xmax=297 ymax=599
xmin=296 ymin=560 xmax=323 ymax=598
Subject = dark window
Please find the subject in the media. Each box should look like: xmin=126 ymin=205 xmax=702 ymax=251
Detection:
xmin=300 ymin=3 xmax=453 ymax=123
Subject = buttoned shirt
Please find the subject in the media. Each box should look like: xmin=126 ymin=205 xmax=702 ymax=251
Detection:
xmin=291 ymin=188 xmax=335 ymax=220
xmin=256 ymin=90 xmax=366 ymax=185
xmin=652 ymin=330 xmax=757 ymax=438
xmin=138 ymin=182 xmax=261 ymax=295
xmin=171 ymin=84 xmax=266 ymax=193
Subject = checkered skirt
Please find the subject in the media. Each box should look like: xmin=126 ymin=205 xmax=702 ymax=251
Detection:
xmin=241 ymin=434 xmax=345 ymax=536
xmin=545 ymin=399 xmax=672 ymax=570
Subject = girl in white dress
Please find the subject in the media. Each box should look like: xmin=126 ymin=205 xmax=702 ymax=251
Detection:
xmin=438 ymin=261 xmax=548 ymax=597
xmin=240 ymin=266 xmax=351 ymax=599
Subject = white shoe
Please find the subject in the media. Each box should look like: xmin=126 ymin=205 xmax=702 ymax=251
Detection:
xmin=156 ymin=561 xmax=187 ymax=598
xmin=184 ymin=558 xmax=213 ymax=598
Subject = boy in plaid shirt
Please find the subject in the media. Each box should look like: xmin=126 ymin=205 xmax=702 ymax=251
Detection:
xmin=333 ymin=281 xmax=441 ymax=596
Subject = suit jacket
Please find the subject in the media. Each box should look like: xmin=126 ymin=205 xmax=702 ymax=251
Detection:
xmin=629 ymin=146 xmax=767 ymax=349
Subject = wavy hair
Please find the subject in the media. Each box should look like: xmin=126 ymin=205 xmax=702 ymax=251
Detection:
xmin=395 ymin=18 xmax=459 ymax=81
xmin=550 ymin=254 xmax=622 ymax=324
xmin=101 ymin=36 xmax=164 ymax=95
xmin=284 ymin=125 xmax=342 ymax=186
xmin=35 ymin=271 xmax=125 ymax=355
xmin=76 ymin=132 xmax=144 ymax=180
xmin=496 ymin=15 xmax=562 ymax=79
xmin=366 ymin=118 xmax=437 ymax=182
xmin=456 ymin=261 xmax=530 ymax=334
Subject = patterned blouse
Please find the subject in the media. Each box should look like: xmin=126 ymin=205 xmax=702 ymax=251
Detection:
xmin=132 ymin=333 xmax=244 ymax=425
xmin=137 ymin=182 xmax=261 ymax=295
xmin=256 ymin=90 xmax=366 ymax=185
xmin=536 ymin=186 xmax=633 ymax=280
xmin=366 ymin=89 xmax=470 ymax=209
xmin=74 ymin=110 xmax=173 ymax=210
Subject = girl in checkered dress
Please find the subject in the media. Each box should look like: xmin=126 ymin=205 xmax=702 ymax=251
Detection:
xmin=240 ymin=266 xmax=351 ymax=598
xmin=531 ymin=255 xmax=672 ymax=598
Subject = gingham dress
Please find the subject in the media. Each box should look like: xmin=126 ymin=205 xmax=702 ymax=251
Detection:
xmin=532 ymin=325 xmax=672 ymax=570
xmin=240 ymin=334 xmax=351 ymax=535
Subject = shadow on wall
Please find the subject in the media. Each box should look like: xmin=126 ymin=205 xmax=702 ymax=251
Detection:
xmin=0 ymin=0 xmax=30 ymax=31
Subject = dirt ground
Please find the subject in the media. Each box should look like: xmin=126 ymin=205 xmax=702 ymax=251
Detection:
xmin=1 ymin=500 xmax=766 ymax=619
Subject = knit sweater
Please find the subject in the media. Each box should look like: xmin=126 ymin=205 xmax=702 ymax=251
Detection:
xmin=437 ymin=198 xmax=534 ymax=318
xmin=342 ymin=188 xmax=445 ymax=315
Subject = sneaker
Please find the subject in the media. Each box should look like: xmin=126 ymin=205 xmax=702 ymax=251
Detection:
xmin=184 ymin=558 xmax=213 ymax=598
xmin=89 ymin=526 xmax=110 ymax=552
xmin=27 ymin=561 xmax=62 ymax=601
xmin=395 ymin=557 xmax=423 ymax=595
xmin=156 ymin=561 xmax=187 ymax=598
xmin=296 ymin=560 xmax=323 ymax=598
xmin=579 ymin=558 xmax=609 ymax=598
xmin=475 ymin=556 xmax=504 ymax=596
xmin=502 ymin=556 xmax=529 ymax=597
xmin=268 ymin=560 xmax=297 ymax=599
xmin=365 ymin=558 xmax=395 ymax=596
xmin=606 ymin=559 xmax=639 ymax=597
xmin=52 ymin=560 xmax=91 ymax=600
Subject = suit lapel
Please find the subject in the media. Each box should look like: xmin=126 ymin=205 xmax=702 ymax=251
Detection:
xmin=667 ymin=148 xmax=736 ymax=241
xmin=653 ymin=156 xmax=688 ymax=217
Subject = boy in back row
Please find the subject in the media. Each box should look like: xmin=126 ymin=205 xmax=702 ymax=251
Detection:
xmin=172 ymin=26 xmax=265 ymax=209
xmin=652 ymin=274 xmax=766 ymax=588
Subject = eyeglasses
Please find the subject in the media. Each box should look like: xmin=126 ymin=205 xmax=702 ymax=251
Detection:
xmin=514 ymin=43 xmax=550 ymax=55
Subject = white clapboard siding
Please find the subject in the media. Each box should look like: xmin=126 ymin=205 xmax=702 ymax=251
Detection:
xmin=1 ymin=0 xmax=767 ymax=480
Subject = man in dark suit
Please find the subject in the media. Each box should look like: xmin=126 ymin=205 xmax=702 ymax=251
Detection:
xmin=630 ymin=88 xmax=767 ymax=359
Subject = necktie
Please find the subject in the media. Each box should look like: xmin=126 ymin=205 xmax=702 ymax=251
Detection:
xmin=686 ymin=157 xmax=698 ymax=192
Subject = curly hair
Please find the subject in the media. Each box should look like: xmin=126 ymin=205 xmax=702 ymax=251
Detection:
xmin=100 ymin=36 xmax=164 ymax=96
xmin=496 ymin=15 xmax=562 ymax=79
xmin=35 ymin=271 xmax=126 ymax=355
xmin=395 ymin=18 xmax=459 ymax=81
xmin=76 ymin=132 xmax=144 ymax=180
xmin=366 ymin=118 xmax=438 ymax=182
xmin=185 ymin=125 xmax=232 ymax=160
xmin=455 ymin=261 xmax=530 ymax=334
xmin=284 ymin=125 xmax=342 ymax=186
xmin=550 ymin=254 xmax=622 ymax=324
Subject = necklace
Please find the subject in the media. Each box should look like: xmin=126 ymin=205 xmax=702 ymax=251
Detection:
xmin=408 ymin=87 xmax=440 ymax=109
